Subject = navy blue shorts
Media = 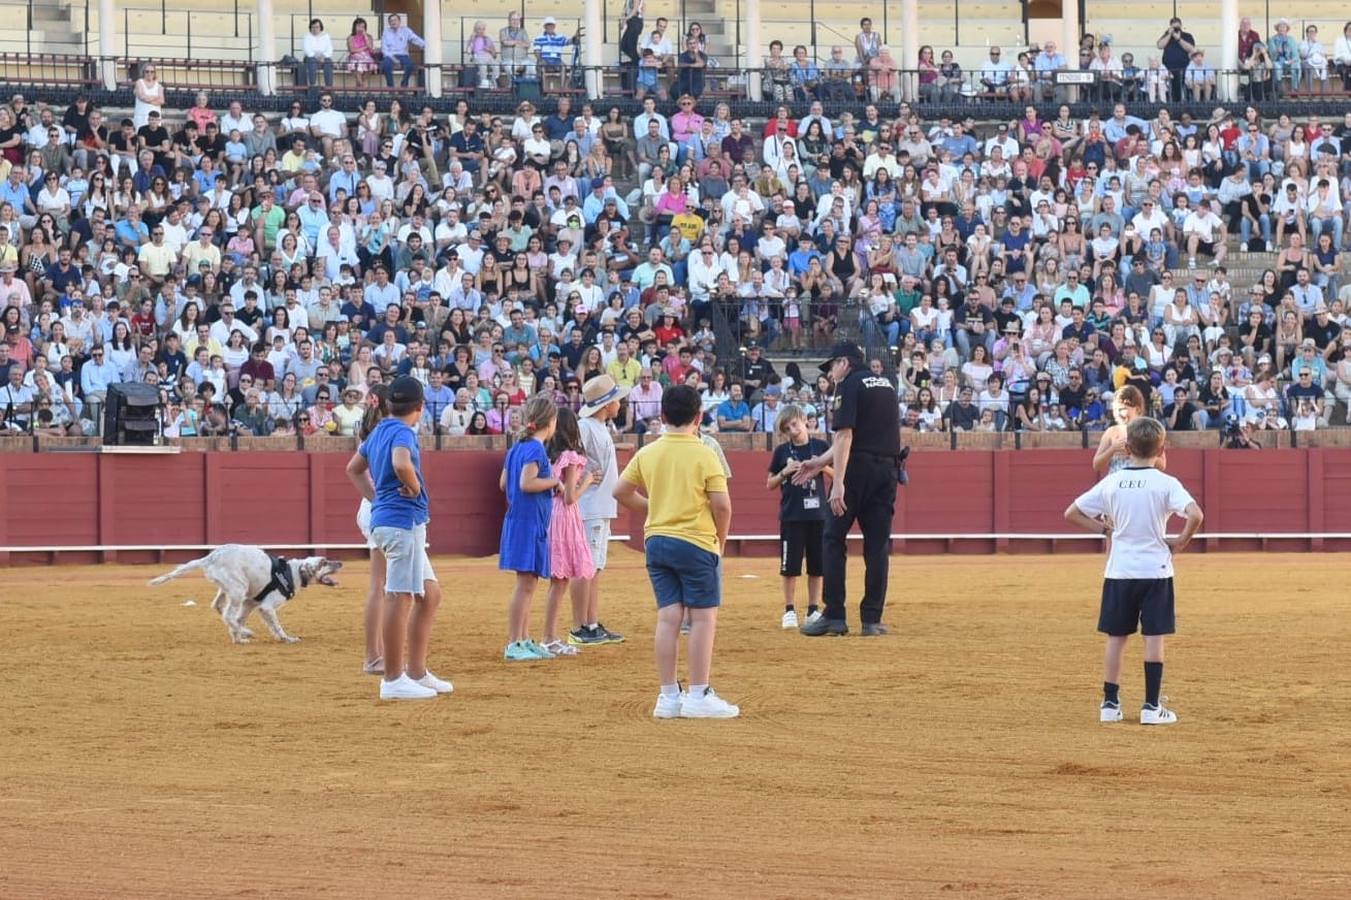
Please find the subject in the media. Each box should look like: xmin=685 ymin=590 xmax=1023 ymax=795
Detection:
xmin=1098 ymin=578 xmax=1176 ymax=636
xmin=644 ymin=535 xmax=722 ymax=609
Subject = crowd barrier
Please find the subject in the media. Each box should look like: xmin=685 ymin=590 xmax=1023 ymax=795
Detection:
xmin=3 ymin=439 xmax=1349 ymax=564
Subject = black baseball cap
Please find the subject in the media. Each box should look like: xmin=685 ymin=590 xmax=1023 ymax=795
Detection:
xmin=389 ymin=375 xmax=424 ymax=406
xmin=819 ymin=340 xmax=865 ymax=372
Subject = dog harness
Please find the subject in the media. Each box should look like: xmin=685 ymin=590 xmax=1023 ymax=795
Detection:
xmin=252 ymin=555 xmax=300 ymax=605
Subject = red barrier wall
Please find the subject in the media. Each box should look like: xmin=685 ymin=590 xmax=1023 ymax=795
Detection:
xmin=2 ymin=448 xmax=1349 ymax=564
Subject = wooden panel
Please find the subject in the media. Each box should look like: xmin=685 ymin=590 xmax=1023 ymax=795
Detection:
xmin=99 ymin=453 xmax=207 ymax=546
xmin=5 ymin=455 xmax=99 ymax=545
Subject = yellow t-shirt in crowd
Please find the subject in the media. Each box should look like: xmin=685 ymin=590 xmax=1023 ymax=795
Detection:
xmin=620 ymin=432 xmax=728 ymax=554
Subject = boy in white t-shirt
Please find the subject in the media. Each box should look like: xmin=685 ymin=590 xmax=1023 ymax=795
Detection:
xmin=569 ymin=374 xmax=625 ymax=646
xmin=1065 ymin=417 xmax=1204 ymax=725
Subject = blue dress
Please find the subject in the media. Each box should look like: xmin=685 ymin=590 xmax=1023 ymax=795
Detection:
xmin=499 ymin=438 xmax=553 ymax=577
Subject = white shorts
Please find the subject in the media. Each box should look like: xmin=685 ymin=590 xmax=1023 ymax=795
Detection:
xmin=584 ymin=518 xmax=611 ymax=571
xmin=372 ymin=523 xmax=436 ymax=596
xmin=356 ymin=499 xmax=375 ymax=550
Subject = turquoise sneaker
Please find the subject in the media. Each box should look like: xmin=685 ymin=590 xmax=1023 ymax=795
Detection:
xmin=504 ymin=641 xmax=536 ymax=661
xmin=524 ymin=639 xmax=555 ymax=659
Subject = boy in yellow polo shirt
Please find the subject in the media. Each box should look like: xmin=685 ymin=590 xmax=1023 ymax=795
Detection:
xmin=615 ymin=384 xmax=738 ymax=719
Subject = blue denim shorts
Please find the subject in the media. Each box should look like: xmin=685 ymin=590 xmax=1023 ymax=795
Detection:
xmin=372 ymin=523 xmax=436 ymax=596
xmin=644 ymin=535 xmax=721 ymax=609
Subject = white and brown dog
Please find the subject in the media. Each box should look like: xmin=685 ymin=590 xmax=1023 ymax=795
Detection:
xmin=149 ymin=545 xmax=342 ymax=644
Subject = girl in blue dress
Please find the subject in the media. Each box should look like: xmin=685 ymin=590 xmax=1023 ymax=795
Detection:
xmin=499 ymin=396 xmax=559 ymax=661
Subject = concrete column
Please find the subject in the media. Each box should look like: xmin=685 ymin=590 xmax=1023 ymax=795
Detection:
xmin=256 ymin=0 xmax=276 ymax=96
xmin=745 ymin=0 xmax=762 ymax=101
xmin=1219 ymin=0 xmax=1239 ymax=102
xmin=424 ymin=0 xmax=443 ymax=98
xmin=1061 ymin=0 xmax=1079 ymax=76
xmin=583 ymin=0 xmax=603 ymax=99
xmin=98 ymin=0 xmax=116 ymax=90
xmin=900 ymin=0 xmax=918 ymax=102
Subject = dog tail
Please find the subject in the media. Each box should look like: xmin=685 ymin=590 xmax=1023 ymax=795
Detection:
xmin=148 ymin=557 xmax=207 ymax=587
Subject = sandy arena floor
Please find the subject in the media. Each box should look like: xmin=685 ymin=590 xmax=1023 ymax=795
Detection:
xmin=2 ymin=551 xmax=1349 ymax=899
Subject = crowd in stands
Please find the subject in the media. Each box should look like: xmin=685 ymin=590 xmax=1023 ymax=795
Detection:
xmin=287 ymin=14 xmax=1351 ymax=103
xmin=0 ymin=17 xmax=1350 ymax=442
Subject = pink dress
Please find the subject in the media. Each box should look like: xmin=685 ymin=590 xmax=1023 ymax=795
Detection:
xmin=347 ymin=32 xmax=376 ymax=73
xmin=548 ymin=450 xmax=596 ymax=580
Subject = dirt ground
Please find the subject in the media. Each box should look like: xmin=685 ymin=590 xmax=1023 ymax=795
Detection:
xmin=2 ymin=551 xmax=1349 ymax=899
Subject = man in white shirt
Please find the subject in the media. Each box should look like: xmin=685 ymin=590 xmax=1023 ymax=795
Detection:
xmin=1131 ymin=198 xmax=1172 ymax=243
xmin=982 ymin=122 xmax=1020 ymax=160
xmin=219 ymin=100 xmax=250 ymax=136
xmin=209 ymin=304 xmax=259 ymax=346
xmin=307 ymin=93 xmax=347 ymax=159
xmin=1182 ymin=205 xmax=1226 ymax=267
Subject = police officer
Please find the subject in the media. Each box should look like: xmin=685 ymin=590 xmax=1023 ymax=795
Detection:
xmin=794 ymin=341 xmax=899 ymax=636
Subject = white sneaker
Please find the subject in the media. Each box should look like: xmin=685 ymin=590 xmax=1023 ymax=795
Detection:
xmin=653 ymin=692 xmax=683 ymax=719
xmin=679 ymin=688 xmax=740 ymax=718
xmin=1188 ymin=257 xmax=1197 ymax=268
xmin=1100 ymin=701 xmax=1123 ymax=723
xmin=415 ymin=671 xmax=454 ymax=694
xmin=805 ymin=609 xmax=823 ymax=625
xmin=1140 ymin=703 xmax=1178 ymax=725
xmin=781 ymin=609 xmax=799 ymax=629
xmin=379 ymin=674 xmax=437 ymax=700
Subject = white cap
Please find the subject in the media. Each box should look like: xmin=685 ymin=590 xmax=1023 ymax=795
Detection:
xmin=543 ymin=16 xmax=557 ymax=25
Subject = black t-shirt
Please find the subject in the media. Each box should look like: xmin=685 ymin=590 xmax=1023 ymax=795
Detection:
xmin=1306 ymin=318 xmax=1341 ymax=349
xmin=1164 ymin=400 xmax=1198 ymax=430
xmin=1059 ymin=382 xmax=1087 ymax=413
xmin=832 ymin=366 xmax=900 ymax=457
xmin=769 ymin=437 xmax=830 ymax=521
xmin=961 ymin=302 xmax=992 ymax=331
xmin=1199 ymin=385 xmax=1228 ymax=414
xmin=944 ymin=400 xmax=979 ymax=430
xmin=1161 ymin=31 xmax=1195 ymax=69
xmin=1285 ymin=383 xmax=1322 ymax=405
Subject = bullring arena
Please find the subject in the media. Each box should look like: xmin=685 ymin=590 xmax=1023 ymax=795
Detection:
xmin=4 ymin=441 xmax=1351 ymax=898
xmin=3 ymin=0 xmax=1351 ymax=891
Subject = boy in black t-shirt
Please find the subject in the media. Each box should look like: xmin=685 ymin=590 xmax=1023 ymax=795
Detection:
xmin=767 ymin=405 xmax=831 ymax=630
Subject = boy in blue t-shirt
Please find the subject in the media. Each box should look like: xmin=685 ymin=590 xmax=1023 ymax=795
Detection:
xmin=346 ymin=376 xmax=451 ymax=701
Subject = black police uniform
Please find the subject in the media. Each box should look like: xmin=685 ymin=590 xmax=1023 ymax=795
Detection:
xmin=822 ymin=360 xmax=900 ymax=626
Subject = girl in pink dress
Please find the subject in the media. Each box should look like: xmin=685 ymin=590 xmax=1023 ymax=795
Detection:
xmin=541 ymin=406 xmax=598 ymax=656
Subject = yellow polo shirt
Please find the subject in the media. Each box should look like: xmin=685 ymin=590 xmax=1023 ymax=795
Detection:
xmin=620 ymin=432 xmax=728 ymax=554
xmin=606 ymin=357 xmax=641 ymax=390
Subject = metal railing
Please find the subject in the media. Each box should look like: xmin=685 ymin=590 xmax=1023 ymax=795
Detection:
xmin=2 ymin=51 xmax=1351 ymax=104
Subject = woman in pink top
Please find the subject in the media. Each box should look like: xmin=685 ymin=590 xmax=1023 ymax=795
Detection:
xmin=869 ymin=45 xmax=899 ymax=101
xmin=653 ymin=175 xmax=689 ymax=217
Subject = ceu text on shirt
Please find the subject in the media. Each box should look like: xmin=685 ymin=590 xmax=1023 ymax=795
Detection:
xmin=1073 ymin=467 xmax=1195 ymax=580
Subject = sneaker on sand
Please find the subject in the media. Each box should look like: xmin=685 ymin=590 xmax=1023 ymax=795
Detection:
xmin=362 ymin=657 xmax=384 ymax=675
xmin=415 ymin=671 xmax=454 ymax=694
xmin=860 ymin=623 xmax=889 ymax=636
xmin=653 ymin=692 xmax=683 ymax=719
xmin=379 ymin=674 xmax=437 ymax=700
xmin=781 ymin=609 xmax=799 ymax=629
xmin=805 ymin=609 xmax=823 ymax=625
xmin=504 ymin=641 xmax=537 ymax=661
xmin=1100 ymin=701 xmax=1123 ymax=723
xmin=1140 ymin=703 xmax=1178 ymax=725
xmin=594 ymin=623 xmax=625 ymax=644
xmin=541 ymin=639 xmax=579 ymax=657
xmin=567 ymin=626 xmax=607 ymax=646
xmin=800 ymin=617 xmax=849 ymax=637
xmin=524 ymin=639 xmax=555 ymax=659
xmin=679 ymin=687 xmax=740 ymax=718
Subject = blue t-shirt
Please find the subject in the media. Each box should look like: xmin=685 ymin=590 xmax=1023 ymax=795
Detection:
xmin=360 ymin=418 xmax=429 ymax=529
